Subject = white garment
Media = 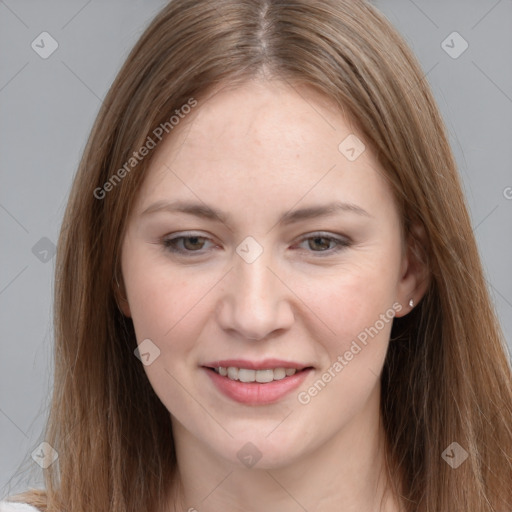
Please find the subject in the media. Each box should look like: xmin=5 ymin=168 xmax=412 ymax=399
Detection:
xmin=0 ymin=502 xmax=40 ymax=512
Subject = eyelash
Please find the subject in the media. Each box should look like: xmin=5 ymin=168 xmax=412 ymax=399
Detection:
xmin=161 ymin=232 xmax=352 ymax=257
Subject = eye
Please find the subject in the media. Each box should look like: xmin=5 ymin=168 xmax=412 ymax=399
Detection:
xmin=162 ymin=233 xmax=215 ymax=254
xmin=294 ymin=233 xmax=351 ymax=256
xmin=161 ymin=232 xmax=351 ymax=257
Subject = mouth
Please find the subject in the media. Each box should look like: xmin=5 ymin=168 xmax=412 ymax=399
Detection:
xmin=201 ymin=360 xmax=314 ymax=405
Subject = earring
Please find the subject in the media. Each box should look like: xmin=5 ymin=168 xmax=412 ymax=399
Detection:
xmin=409 ymin=298 xmax=414 ymax=308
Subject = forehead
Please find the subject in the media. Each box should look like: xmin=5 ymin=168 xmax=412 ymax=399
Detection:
xmin=159 ymin=80 xmax=360 ymax=165
xmin=133 ymin=80 xmax=393 ymax=218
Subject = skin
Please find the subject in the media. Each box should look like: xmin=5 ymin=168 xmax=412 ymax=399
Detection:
xmin=118 ymin=79 xmax=428 ymax=512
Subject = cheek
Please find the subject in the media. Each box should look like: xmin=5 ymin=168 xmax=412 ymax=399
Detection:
xmin=293 ymin=270 xmax=396 ymax=435
xmin=294 ymin=253 xmax=400 ymax=419
xmin=294 ymin=257 xmax=399 ymax=354
xmin=122 ymin=256 xmax=212 ymax=411
xmin=126 ymin=274 xmax=181 ymax=342
xmin=122 ymin=237 xmax=200 ymax=335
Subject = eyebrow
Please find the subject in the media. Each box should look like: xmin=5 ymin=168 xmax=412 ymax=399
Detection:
xmin=141 ymin=199 xmax=372 ymax=227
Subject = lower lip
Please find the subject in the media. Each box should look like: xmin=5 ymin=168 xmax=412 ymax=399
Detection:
xmin=203 ymin=367 xmax=312 ymax=405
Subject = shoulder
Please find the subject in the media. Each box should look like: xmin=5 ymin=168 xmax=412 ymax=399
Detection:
xmin=0 ymin=502 xmax=41 ymax=512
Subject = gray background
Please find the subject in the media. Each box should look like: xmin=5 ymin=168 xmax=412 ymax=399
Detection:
xmin=1 ymin=0 xmax=511 ymax=498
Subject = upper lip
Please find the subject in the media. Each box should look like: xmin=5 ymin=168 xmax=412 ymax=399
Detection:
xmin=202 ymin=359 xmax=313 ymax=371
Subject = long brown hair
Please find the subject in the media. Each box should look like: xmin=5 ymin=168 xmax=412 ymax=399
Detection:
xmin=6 ymin=0 xmax=512 ymax=510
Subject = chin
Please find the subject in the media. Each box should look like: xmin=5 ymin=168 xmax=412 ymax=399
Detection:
xmin=207 ymin=429 xmax=312 ymax=470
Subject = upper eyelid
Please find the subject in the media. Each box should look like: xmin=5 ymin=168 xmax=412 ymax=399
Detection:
xmin=162 ymin=232 xmax=216 ymax=245
xmin=162 ymin=231 xmax=349 ymax=242
xmin=162 ymin=231 xmax=350 ymax=252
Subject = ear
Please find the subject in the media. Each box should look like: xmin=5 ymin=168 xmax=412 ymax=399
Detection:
xmin=114 ymin=272 xmax=132 ymax=318
xmin=394 ymin=222 xmax=430 ymax=317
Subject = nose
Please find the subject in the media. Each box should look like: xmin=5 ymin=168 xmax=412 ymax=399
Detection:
xmin=215 ymin=251 xmax=295 ymax=341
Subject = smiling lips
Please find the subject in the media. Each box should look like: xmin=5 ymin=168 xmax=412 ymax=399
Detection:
xmin=202 ymin=359 xmax=313 ymax=404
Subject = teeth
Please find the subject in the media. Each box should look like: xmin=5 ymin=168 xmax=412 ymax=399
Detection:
xmin=255 ymin=369 xmax=274 ymax=383
xmin=238 ymin=369 xmax=256 ymax=382
xmin=215 ymin=366 xmax=300 ymax=382
xmin=273 ymin=367 xmax=286 ymax=380
xmin=227 ymin=367 xmax=238 ymax=380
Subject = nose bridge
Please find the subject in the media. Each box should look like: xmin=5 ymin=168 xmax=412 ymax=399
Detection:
xmin=237 ymin=250 xmax=275 ymax=308
xmin=217 ymin=244 xmax=293 ymax=340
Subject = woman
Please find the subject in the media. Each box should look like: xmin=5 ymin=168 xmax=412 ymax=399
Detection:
xmin=2 ymin=0 xmax=511 ymax=511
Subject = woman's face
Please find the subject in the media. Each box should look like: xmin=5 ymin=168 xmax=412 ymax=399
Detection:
xmin=120 ymin=80 xmax=417 ymax=469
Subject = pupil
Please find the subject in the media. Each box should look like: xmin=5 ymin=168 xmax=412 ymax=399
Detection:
xmin=311 ymin=237 xmax=329 ymax=250
xmin=185 ymin=236 xmax=203 ymax=250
